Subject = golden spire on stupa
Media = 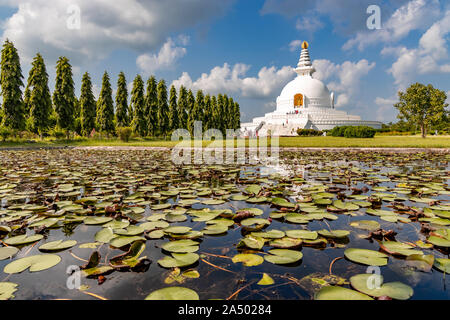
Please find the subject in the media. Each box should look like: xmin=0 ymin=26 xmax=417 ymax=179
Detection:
xmin=301 ymin=41 xmax=309 ymax=49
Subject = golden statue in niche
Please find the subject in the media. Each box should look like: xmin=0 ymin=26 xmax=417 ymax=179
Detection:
xmin=294 ymin=93 xmax=303 ymax=108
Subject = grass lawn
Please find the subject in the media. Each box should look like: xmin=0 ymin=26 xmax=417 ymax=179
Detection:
xmin=0 ymin=135 xmax=448 ymax=149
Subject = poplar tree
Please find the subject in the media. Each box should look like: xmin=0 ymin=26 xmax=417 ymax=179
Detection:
xmin=186 ymin=89 xmax=195 ymax=133
xmin=189 ymin=89 xmax=204 ymax=133
xmin=216 ymin=94 xmax=225 ymax=134
xmin=80 ymin=72 xmax=96 ymax=136
xmin=131 ymin=75 xmax=146 ymax=137
xmin=53 ymin=56 xmax=76 ymax=135
xmin=210 ymin=95 xmax=218 ymax=129
xmin=233 ymin=101 xmax=241 ymax=129
xmin=177 ymin=85 xmax=188 ymax=130
xmin=226 ymin=96 xmax=235 ymax=129
xmin=145 ymin=76 xmax=158 ymax=136
xmin=26 ymin=53 xmax=52 ymax=137
xmin=168 ymin=85 xmax=179 ymax=132
xmin=203 ymin=94 xmax=212 ymax=131
xmin=1 ymin=39 xmax=25 ymax=131
xmin=96 ymin=71 xmax=115 ymax=135
xmin=115 ymin=72 xmax=129 ymax=127
xmin=157 ymin=80 xmax=169 ymax=137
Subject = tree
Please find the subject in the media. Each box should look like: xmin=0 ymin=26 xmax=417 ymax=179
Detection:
xmin=394 ymin=83 xmax=449 ymax=138
xmin=203 ymin=94 xmax=212 ymax=130
xmin=177 ymin=85 xmax=188 ymax=130
xmin=188 ymin=90 xmax=204 ymax=134
xmin=1 ymin=39 xmax=25 ymax=131
xmin=131 ymin=75 xmax=146 ymax=137
xmin=226 ymin=96 xmax=234 ymax=129
xmin=210 ymin=95 xmax=218 ymax=129
xmin=168 ymin=85 xmax=179 ymax=132
xmin=157 ymin=80 xmax=169 ymax=137
xmin=26 ymin=53 xmax=52 ymax=137
xmin=80 ymin=72 xmax=96 ymax=136
xmin=96 ymin=71 xmax=115 ymax=136
xmin=144 ymin=76 xmax=158 ymax=136
xmin=186 ymin=89 xmax=195 ymax=133
xmin=233 ymin=101 xmax=241 ymax=129
xmin=216 ymin=94 xmax=225 ymax=134
xmin=115 ymin=72 xmax=129 ymax=127
xmin=53 ymin=56 xmax=76 ymax=136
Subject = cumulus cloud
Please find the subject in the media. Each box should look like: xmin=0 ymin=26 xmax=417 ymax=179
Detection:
xmin=295 ymin=16 xmax=324 ymax=33
xmin=375 ymin=96 xmax=399 ymax=121
xmin=313 ymin=59 xmax=376 ymax=107
xmin=137 ymin=37 xmax=188 ymax=75
xmin=343 ymin=0 xmax=441 ymax=51
xmin=289 ymin=40 xmax=302 ymax=52
xmin=382 ymin=9 xmax=450 ymax=89
xmin=0 ymin=0 xmax=231 ymax=65
xmin=172 ymin=63 xmax=295 ymax=99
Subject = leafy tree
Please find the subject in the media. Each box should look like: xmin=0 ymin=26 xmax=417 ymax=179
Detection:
xmin=394 ymin=83 xmax=449 ymax=138
xmin=1 ymin=39 xmax=25 ymax=131
xmin=233 ymin=101 xmax=241 ymax=129
xmin=216 ymin=94 xmax=226 ymax=134
xmin=53 ymin=56 xmax=76 ymax=136
xmin=203 ymin=94 xmax=212 ymax=130
xmin=210 ymin=95 xmax=218 ymax=129
xmin=144 ymin=76 xmax=158 ymax=136
xmin=131 ymin=75 xmax=146 ymax=137
xmin=115 ymin=72 xmax=129 ymax=127
xmin=157 ymin=80 xmax=169 ymax=137
xmin=80 ymin=72 xmax=96 ymax=136
xmin=226 ymin=96 xmax=234 ymax=129
xmin=189 ymin=89 xmax=204 ymax=134
xmin=96 ymin=71 xmax=115 ymax=136
xmin=177 ymin=85 xmax=188 ymax=130
xmin=186 ymin=89 xmax=195 ymax=133
xmin=25 ymin=53 xmax=52 ymax=137
xmin=169 ymin=85 xmax=179 ymax=132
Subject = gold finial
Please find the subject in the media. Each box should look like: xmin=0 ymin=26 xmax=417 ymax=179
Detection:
xmin=301 ymin=41 xmax=309 ymax=49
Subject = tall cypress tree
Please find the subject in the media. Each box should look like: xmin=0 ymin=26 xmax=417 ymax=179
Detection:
xmin=157 ymin=80 xmax=169 ymax=137
xmin=210 ymin=95 xmax=218 ymax=130
xmin=53 ymin=56 xmax=76 ymax=135
xmin=26 ymin=53 xmax=52 ymax=137
xmin=216 ymin=94 xmax=225 ymax=134
xmin=1 ymin=39 xmax=25 ymax=131
xmin=186 ymin=89 xmax=195 ymax=134
xmin=131 ymin=75 xmax=146 ymax=137
xmin=80 ymin=72 xmax=96 ymax=136
xmin=115 ymin=72 xmax=129 ymax=127
xmin=227 ymin=96 xmax=235 ymax=129
xmin=145 ymin=76 xmax=158 ymax=136
xmin=234 ymin=101 xmax=241 ymax=129
xmin=177 ymin=85 xmax=188 ymax=130
xmin=169 ymin=85 xmax=179 ymax=132
xmin=189 ymin=89 xmax=204 ymax=134
xmin=203 ymin=94 xmax=212 ymax=131
xmin=96 ymin=71 xmax=115 ymax=135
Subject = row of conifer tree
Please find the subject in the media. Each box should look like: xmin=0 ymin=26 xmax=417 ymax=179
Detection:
xmin=0 ymin=39 xmax=241 ymax=138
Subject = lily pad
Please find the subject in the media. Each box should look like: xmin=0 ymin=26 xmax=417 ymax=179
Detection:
xmin=161 ymin=240 xmax=199 ymax=253
xmin=285 ymin=230 xmax=318 ymax=240
xmin=257 ymin=273 xmax=275 ymax=285
xmin=350 ymin=273 xmax=413 ymax=300
xmin=0 ymin=247 xmax=19 ymax=260
xmin=145 ymin=287 xmax=199 ymax=300
xmin=315 ymin=286 xmax=373 ymax=300
xmin=264 ymin=249 xmax=303 ymax=264
xmin=344 ymin=248 xmax=389 ymax=266
xmin=0 ymin=282 xmax=18 ymax=300
xmin=4 ymin=254 xmax=61 ymax=273
xmin=318 ymin=229 xmax=350 ymax=239
xmin=232 ymin=253 xmax=264 ymax=266
xmin=350 ymin=220 xmax=380 ymax=231
xmin=38 ymin=240 xmax=77 ymax=252
xmin=4 ymin=234 xmax=44 ymax=246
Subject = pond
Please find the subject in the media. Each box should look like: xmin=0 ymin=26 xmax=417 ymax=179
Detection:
xmin=0 ymin=148 xmax=448 ymax=300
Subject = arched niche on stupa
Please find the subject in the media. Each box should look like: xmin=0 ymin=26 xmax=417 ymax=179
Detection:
xmin=294 ymin=93 xmax=303 ymax=108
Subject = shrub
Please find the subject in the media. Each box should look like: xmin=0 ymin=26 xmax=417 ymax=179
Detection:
xmin=330 ymin=126 xmax=375 ymax=138
xmin=0 ymin=126 xmax=13 ymax=141
xmin=297 ymin=128 xmax=323 ymax=136
xmin=117 ymin=127 xmax=132 ymax=142
xmin=49 ymin=128 xmax=66 ymax=139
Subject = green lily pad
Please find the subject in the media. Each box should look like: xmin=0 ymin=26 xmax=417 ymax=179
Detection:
xmin=269 ymin=237 xmax=302 ymax=248
xmin=285 ymin=230 xmax=318 ymax=240
xmin=232 ymin=253 xmax=264 ymax=266
xmin=427 ymin=236 xmax=450 ymax=247
xmin=350 ymin=273 xmax=413 ymax=300
xmin=84 ymin=217 xmax=113 ymax=225
xmin=109 ymin=236 xmax=146 ymax=248
xmin=264 ymin=249 xmax=303 ymax=264
xmin=272 ymin=197 xmax=295 ymax=208
xmin=237 ymin=236 xmax=265 ymax=250
xmin=333 ymin=200 xmax=359 ymax=211
xmin=344 ymin=248 xmax=389 ymax=266
xmin=145 ymin=287 xmax=199 ymax=300
xmin=318 ymin=229 xmax=350 ymax=239
xmin=0 ymin=282 xmax=18 ymax=300
xmin=350 ymin=220 xmax=380 ymax=231
xmin=4 ymin=254 xmax=61 ymax=273
xmin=164 ymin=226 xmax=192 ymax=234
xmin=251 ymin=230 xmax=285 ymax=239
xmin=315 ymin=286 xmax=373 ymax=300
xmin=161 ymin=240 xmax=199 ymax=253
xmin=38 ymin=240 xmax=77 ymax=252
xmin=434 ymin=258 xmax=450 ymax=273
xmin=0 ymin=247 xmax=19 ymax=260
xmin=257 ymin=273 xmax=275 ymax=285
xmin=158 ymin=253 xmax=199 ymax=268
xmin=4 ymin=234 xmax=44 ymax=246
xmin=95 ymin=227 xmax=116 ymax=243
xmin=380 ymin=241 xmax=423 ymax=256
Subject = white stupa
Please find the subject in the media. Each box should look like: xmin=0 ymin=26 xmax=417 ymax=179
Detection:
xmin=241 ymin=41 xmax=382 ymax=136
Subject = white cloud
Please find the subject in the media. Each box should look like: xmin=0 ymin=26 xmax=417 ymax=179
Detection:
xmin=313 ymin=59 xmax=376 ymax=107
xmin=343 ymin=0 xmax=441 ymax=51
xmin=136 ymin=37 xmax=188 ymax=75
xmin=172 ymin=63 xmax=295 ymax=99
xmin=295 ymin=16 xmax=324 ymax=33
xmin=289 ymin=40 xmax=302 ymax=52
xmin=0 ymin=0 xmax=230 ymax=65
xmin=375 ymin=96 xmax=398 ymax=121
xmin=382 ymin=9 xmax=450 ymax=89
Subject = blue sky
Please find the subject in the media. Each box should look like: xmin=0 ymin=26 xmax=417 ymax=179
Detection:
xmin=0 ymin=0 xmax=449 ymax=123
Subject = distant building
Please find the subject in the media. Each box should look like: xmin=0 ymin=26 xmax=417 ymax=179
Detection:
xmin=241 ymin=41 xmax=382 ymax=136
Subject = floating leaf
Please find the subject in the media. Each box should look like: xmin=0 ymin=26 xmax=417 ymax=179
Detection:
xmin=4 ymin=234 xmax=44 ymax=246
xmin=315 ymin=286 xmax=373 ymax=300
xmin=95 ymin=227 xmax=116 ymax=243
xmin=285 ymin=230 xmax=318 ymax=240
xmin=145 ymin=287 xmax=199 ymax=300
xmin=161 ymin=240 xmax=199 ymax=253
xmin=0 ymin=247 xmax=19 ymax=260
xmin=38 ymin=240 xmax=77 ymax=252
xmin=237 ymin=236 xmax=265 ymax=250
xmin=84 ymin=217 xmax=113 ymax=225
xmin=257 ymin=273 xmax=275 ymax=285
xmin=232 ymin=253 xmax=264 ymax=266
xmin=264 ymin=249 xmax=303 ymax=264
xmin=0 ymin=282 xmax=18 ymax=300
xmin=318 ymin=229 xmax=350 ymax=239
xmin=109 ymin=236 xmax=145 ymax=248
xmin=350 ymin=273 xmax=413 ymax=300
xmin=158 ymin=253 xmax=199 ymax=268
xmin=344 ymin=248 xmax=388 ymax=266
xmin=380 ymin=241 xmax=423 ymax=256
xmin=434 ymin=258 xmax=450 ymax=273
xmin=350 ymin=220 xmax=380 ymax=231
xmin=4 ymin=254 xmax=61 ymax=274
